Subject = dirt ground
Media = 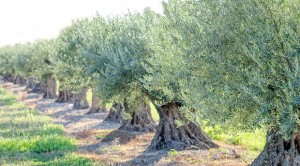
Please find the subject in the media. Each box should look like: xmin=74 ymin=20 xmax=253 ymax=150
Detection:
xmin=0 ymin=81 xmax=255 ymax=166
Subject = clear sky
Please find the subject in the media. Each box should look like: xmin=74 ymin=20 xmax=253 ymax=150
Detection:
xmin=0 ymin=0 xmax=165 ymax=47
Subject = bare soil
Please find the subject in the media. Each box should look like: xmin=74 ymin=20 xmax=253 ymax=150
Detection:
xmin=0 ymin=81 xmax=255 ymax=166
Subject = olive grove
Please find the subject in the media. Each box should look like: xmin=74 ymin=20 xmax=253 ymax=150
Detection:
xmin=0 ymin=0 xmax=299 ymax=165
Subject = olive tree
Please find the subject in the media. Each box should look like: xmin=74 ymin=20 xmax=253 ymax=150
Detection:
xmin=14 ymin=43 xmax=36 ymax=87
xmin=0 ymin=40 xmax=57 ymax=98
xmin=0 ymin=45 xmax=17 ymax=82
xmin=28 ymin=39 xmax=58 ymax=98
xmin=78 ymin=15 xmax=110 ymax=113
xmin=141 ymin=0 xmax=219 ymax=150
xmin=87 ymin=11 xmax=158 ymax=132
xmin=55 ymin=19 xmax=91 ymax=109
xmin=185 ymin=0 xmax=300 ymax=165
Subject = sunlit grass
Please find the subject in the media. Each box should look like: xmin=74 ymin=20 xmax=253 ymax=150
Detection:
xmin=203 ymin=123 xmax=266 ymax=152
xmin=150 ymin=102 xmax=159 ymax=122
xmin=0 ymin=87 xmax=94 ymax=165
xmin=87 ymin=88 xmax=93 ymax=106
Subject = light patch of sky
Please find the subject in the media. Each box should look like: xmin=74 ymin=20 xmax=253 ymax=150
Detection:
xmin=0 ymin=0 xmax=165 ymax=46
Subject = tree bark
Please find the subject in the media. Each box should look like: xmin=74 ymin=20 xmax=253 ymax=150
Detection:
xmin=25 ymin=78 xmax=36 ymax=90
xmin=14 ymin=76 xmax=21 ymax=84
xmin=13 ymin=76 xmax=26 ymax=85
xmin=20 ymin=77 xmax=26 ymax=85
xmin=55 ymin=89 xmax=72 ymax=103
xmin=119 ymin=102 xmax=156 ymax=132
xmin=42 ymin=75 xmax=57 ymax=99
xmin=6 ymin=74 xmax=15 ymax=82
xmin=252 ymin=130 xmax=300 ymax=166
xmin=73 ymin=86 xmax=89 ymax=109
xmin=3 ymin=74 xmax=9 ymax=82
xmin=105 ymin=103 xmax=123 ymax=123
xmin=86 ymin=88 xmax=104 ymax=114
xmin=7 ymin=74 xmax=15 ymax=82
xmin=149 ymin=102 xmax=217 ymax=151
xmin=31 ymin=81 xmax=42 ymax=93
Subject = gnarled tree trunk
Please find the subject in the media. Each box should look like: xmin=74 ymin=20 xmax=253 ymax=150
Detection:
xmin=42 ymin=75 xmax=57 ymax=99
xmin=3 ymin=74 xmax=8 ymax=82
xmin=149 ymin=102 xmax=217 ymax=151
xmin=55 ymin=89 xmax=72 ymax=103
xmin=105 ymin=103 xmax=123 ymax=123
xmin=119 ymin=102 xmax=156 ymax=132
xmin=8 ymin=74 xmax=15 ymax=82
xmin=86 ymin=88 xmax=104 ymax=114
xmin=13 ymin=76 xmax=26 ymax=85
xmin=5 ymin=74 xmax=15 ymax=82
xmin=252 ymin=130 xmax=300 ymax=166
xmin=3 ymin=74 xmax=9 ymax=82
xmin=20 ymin=77 xmax=26 ymax=85
xmin=25 ymin=78 xmax=36 ymax=90
xmin=73 ymin=86 xmax=89 ymax=109
xmin=14 ymin=76 xmax=21 ymax=84
xmin=31 ymin=81 xmax=42 ymax=93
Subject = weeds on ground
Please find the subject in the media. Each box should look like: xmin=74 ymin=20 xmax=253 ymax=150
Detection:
xmin=0 ymin=88 xmax=94 ymax=165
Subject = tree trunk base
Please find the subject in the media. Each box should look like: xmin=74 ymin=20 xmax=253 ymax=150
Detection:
xmin=30 ymin=82 xmax=42 ymax=93
xmin=20 ymin=78 xmax=26 ymax=86
xmin=86 ymin=106 xmax=108 ymax=114
xmin=25 ymin=78 xmax=36 ymax=90
xmin=73 ymin=103 xmax=89 ymax=110
xmin=14 ymin=76 xmax=21 ymax=84
xmin=8 ymin=74 xmax=16 ymax=83
xmin=86 ymin=88 xmax=107 ymax=114
xmin=149 ymin=102 xmax=217 ymax=151
xmin=2 ymin=74 xmax=8 ymax=82
xmin=119 ymin=102 xmax=156 ymax=132
xmin=104 ymin=103 xmax=123 ymax=123
xmin=55 ymin=89 xmax=72 ymax=103
xmin=86 ymin=107 xmax=101 ymax=114
xmin=42 ymin=75 xmax=57 ymax=99
xmin=73 ymin=87 xmax=89 ymax=110
xmin=252 ymin=131 xmax=300 ymax=166
xmin=7 ymin=74 xmax=15 ymax=83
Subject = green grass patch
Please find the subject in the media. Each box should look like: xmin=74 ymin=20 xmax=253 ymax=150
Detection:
xmin=87 ymin=88 xmax=92 ymax=106
xmin=36 ymin=153 xmax=94 ymax=166
xmin=0 ymin=89 xmax=17 ymax=106
xmin=0 ymin=87 xmax=94 ymax=165
xmin=203 ymin=124 xmax=266 ymax=152
xmin=0 ymin=136 xmax=74 ymax=153
xmin=150 ymin=102 xmax=159 ymax=122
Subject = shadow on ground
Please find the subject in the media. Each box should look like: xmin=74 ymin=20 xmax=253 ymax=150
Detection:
xmin=101 ymin=129 xmax=145 ymax=145
xmin=119 ymin=149 xmax=167 ymax=166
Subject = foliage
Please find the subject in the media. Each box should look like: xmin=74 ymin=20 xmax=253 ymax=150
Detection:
xmin=141 ymin=0 xmax=300 ymax=139
xmin=142 ymin=0 xmax=195 ymax=107
xmin=195 ymin=0 xmax=300 ymax=138
xmin=86 ymin=9 xmax=160 ymax=109
xmin=54 ymin=19 xmax=91 ymax=91
xmin=0 ymin=39 xmax=57 ymax=81
xmin=30 ymin=39 xmax=57 ymax=79
xmin=167 ymin=149 xmax=179 ymax=156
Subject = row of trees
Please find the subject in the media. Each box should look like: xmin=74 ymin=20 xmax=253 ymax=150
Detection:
xmin=0 ymin=0 xmax=299 ymax=165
